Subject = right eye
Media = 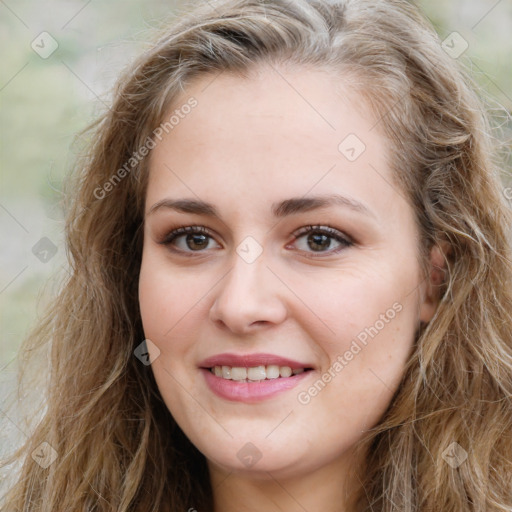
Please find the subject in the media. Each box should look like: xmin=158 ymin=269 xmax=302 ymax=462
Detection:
xmin=159 ymin=225 xmax=222 ymax=254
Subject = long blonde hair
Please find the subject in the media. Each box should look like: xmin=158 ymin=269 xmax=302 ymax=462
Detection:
xmin=3 ymin=0 xmax=512 ymax=510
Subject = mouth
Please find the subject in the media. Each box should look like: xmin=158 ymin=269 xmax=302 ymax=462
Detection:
xmin=206 ymin=364 xmax=314 ymax=382
xmin=198 ymin=353 xmax=315 ymax=402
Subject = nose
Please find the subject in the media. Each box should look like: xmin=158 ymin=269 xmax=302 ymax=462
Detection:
xmin=209 ymin=252 xmax=288 ymax=335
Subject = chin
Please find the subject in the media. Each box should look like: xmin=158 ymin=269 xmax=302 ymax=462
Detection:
xmin=206 ymin=451 xmax=309 ymax=479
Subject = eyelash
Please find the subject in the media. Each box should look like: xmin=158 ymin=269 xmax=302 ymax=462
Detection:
xmin=158 ymin=224 xmax=354 ymax=258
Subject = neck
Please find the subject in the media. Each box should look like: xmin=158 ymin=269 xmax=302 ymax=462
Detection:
xmin=208 ymin=450 xmax=364 ymax=512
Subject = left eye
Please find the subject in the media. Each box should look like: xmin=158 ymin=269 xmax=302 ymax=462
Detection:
xmin=290 ymin=225 xmax=353 ymax=254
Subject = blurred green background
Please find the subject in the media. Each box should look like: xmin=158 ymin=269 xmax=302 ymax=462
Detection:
xmin=1 ymin=0 xmax=511 ymax=376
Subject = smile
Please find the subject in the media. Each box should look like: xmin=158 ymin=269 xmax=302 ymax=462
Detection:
xmin=209 ymin=364 xmax=309 ymax=381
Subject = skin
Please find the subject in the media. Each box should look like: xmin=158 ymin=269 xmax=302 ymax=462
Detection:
xmin=138 ymin=64 xmax=444 ymax=512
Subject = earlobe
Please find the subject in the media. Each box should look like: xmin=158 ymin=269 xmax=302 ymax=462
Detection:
xmin=419 ymin=241 xmax=451 ymax=323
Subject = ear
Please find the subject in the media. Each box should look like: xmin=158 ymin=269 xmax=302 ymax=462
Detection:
xmin=419 ymin=241 xmax=451 ymax=323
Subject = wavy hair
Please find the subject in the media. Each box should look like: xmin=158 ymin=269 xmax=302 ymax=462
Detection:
xmin=2 ymin=0 xmax=512 ymax=510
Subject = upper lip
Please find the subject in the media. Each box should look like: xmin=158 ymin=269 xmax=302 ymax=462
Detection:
xmin=199 ymin=353 xmax=314 ymax=370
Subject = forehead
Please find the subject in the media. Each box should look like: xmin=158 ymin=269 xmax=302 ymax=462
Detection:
xmin=146 ymin=65 xmax=403 ymax=222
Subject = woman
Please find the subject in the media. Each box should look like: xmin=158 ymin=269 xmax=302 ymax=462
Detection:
xmin=2 ymin=0 xmax=512 ymax=510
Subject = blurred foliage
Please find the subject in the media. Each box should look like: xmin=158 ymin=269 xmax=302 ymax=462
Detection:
xmin=0 ymin=0 xmax=511 ymax=369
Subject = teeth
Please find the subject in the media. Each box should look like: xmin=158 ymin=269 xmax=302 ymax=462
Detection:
xmin=279 ymin=366 xmax=292 ymax=378
xmin=221 ymin=366 xmax=231 ymax=379
xmin=266 ymin=365 xmax=280 ymax=379
xmin=247 ymin=366 xmax=266 ymax=381
xmin=230 ymin=367 xmax=247 ymax=381
xmin=210 ymin=365 xmax=307 ymax=381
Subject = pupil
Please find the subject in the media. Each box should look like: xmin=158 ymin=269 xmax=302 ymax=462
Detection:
xmin=187 ymin=233 xmax=208 ymax=250
xmin=308 ymin=233 xmax=330 ymax=251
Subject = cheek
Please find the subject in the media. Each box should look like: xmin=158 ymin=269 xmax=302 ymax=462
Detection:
xmin=294 ymin=329 xmax=414 ymax=455
xmin=290 ymin=264 xmax=418 ymax=412
xmin=286 ymin=260 xmax=416 ymax=349
xmin=138 ymin=269 xmax=198 ymax=411
xmin=138 ymin=255 xmax=204 ymax=419
xmin=138 ymin=251 xmax=202 ymax=341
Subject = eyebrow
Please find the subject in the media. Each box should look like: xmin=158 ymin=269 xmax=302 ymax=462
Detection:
xmin=147 ymin=194 xmax=376 ymax=219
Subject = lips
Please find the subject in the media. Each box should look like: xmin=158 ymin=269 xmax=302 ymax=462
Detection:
xmin=199 ymin=352 xmax=315 ymax=402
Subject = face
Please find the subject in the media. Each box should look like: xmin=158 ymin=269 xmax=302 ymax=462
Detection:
xmin=138 ymin=65 xmax=435 ymax=481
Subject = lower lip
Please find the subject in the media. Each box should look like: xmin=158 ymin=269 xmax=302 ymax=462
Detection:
xmin=200 ymin=368 xmax=312 ymax=403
